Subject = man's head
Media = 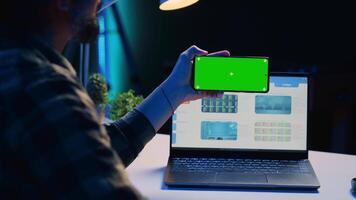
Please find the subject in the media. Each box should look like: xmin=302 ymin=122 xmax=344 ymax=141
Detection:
xmin=0 ymin=0 xmax=102 ymax=44
xmin=64 ymin=0 xmax=101 ymax=43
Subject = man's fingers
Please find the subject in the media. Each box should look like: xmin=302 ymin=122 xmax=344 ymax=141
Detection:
xmin=186 ymin=45 xmax=209 ymax=59
xmin=179 ymin=47 xmax=229 ymax=65
xmin=208 ymin=50 xmax=230 ymax=57
xmin=181 ymin=45 xmax=208 ymax=62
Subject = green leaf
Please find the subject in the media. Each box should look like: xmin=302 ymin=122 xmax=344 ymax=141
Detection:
xmin=86 ymin=73 xmax=109 ymax=106
xmin=109 ymin=89 xmax=144 ymax=120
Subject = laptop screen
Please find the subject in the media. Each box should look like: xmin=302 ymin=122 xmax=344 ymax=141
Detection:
xmin=172 ymin=75 xmax=308 ymax=151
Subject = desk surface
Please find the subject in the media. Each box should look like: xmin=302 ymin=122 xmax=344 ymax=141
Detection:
xmin=126 ymin=134 xmax=356 ymax=200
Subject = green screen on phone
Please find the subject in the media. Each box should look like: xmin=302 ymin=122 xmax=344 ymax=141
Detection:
xmin=193 ymin=56 xmax=269 ymax=92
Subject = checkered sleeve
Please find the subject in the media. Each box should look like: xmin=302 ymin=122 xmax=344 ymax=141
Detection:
xmin=105 ymin=109 xmax=156 ymax=167
xmin=14 ymin=66 xmax=146 ymax=199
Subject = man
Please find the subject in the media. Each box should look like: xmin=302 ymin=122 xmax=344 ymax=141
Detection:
xmin=0 ymin=0 xmax=229 ymax=199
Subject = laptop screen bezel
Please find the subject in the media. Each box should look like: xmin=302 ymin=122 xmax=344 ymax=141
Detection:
xmin=169 ymin=72 xmax=310 ymax=160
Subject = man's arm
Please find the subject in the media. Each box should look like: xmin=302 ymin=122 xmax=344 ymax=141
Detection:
xmin=104 ymin=109 xmax=156 ymax=167
xmin=103 ymin=46 xmax=208 ymax=167
xmin=105 ymin=46 xmax=230 ymax=167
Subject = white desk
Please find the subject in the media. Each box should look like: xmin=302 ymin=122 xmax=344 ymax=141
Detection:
xmin=126 ymin=134 xmax=356 ymax=200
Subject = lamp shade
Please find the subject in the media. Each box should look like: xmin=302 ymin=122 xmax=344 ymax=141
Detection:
xmin=159 ymin=0 xmax=199 ymax=11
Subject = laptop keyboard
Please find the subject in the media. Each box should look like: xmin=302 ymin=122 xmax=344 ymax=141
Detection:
xmin=170 ymin=157 xmax=311 ymax=174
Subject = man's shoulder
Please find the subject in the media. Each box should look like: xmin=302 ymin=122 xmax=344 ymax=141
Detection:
xmin=0 ymin=47 xmax=79 ymax=94
xmin=0 ymin=48 xmax=43 ymax=68
xmin=0 ymin=48 xmax=50 ymax=81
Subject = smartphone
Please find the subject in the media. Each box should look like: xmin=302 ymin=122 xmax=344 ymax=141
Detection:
xmin=193 ymin=56 xmax=269 ymax=92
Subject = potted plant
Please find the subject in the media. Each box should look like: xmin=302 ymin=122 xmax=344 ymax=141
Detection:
xmin=86 ymin=73 xmax=109 ymax=115
xmin=86 ymin=73 xmax=144 ymax=122
xmin=110 ymin=89 xmax=144 ymax=120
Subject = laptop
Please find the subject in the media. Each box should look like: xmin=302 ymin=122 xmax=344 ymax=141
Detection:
xmin=164 ymin=73 xmax=320 ymax=189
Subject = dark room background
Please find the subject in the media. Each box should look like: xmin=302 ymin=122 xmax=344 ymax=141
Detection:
xmin=67 ymin=1 xmax=356 ymax=155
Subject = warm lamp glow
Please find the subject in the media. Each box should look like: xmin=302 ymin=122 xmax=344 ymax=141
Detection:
xmin=159 ymin=0 xmax=199 ymax=11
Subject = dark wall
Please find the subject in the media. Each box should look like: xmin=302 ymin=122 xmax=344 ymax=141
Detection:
xmin=125 ymin=1 xmax=356 ymax=154
xmin=134 ymin=1 xmax=355 ymax=76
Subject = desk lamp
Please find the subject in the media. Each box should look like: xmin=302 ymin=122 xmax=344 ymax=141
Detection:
xmin=159 ymin=0 xmax=199 ymax=11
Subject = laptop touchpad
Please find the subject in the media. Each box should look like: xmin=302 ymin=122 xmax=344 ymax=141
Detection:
xmin=215 ymin=173 xmax=267 ymax=183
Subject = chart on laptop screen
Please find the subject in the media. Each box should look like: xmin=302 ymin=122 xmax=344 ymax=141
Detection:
xmin=172 ymin=76 xmax=308 ymax=151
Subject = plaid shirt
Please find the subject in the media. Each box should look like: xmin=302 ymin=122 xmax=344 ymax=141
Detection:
xmin=0 ymin=38 xmax=155 ymax=199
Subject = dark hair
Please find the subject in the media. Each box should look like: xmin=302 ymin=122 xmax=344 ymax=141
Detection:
xmin=0 ymin=0 xmax=52 ymax=36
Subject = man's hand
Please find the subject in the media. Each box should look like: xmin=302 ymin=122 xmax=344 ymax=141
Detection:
xmin=161 ymin=45 xmax=230 ymax=111
xmin=137 ymin=45 xmax=230 ymax=131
